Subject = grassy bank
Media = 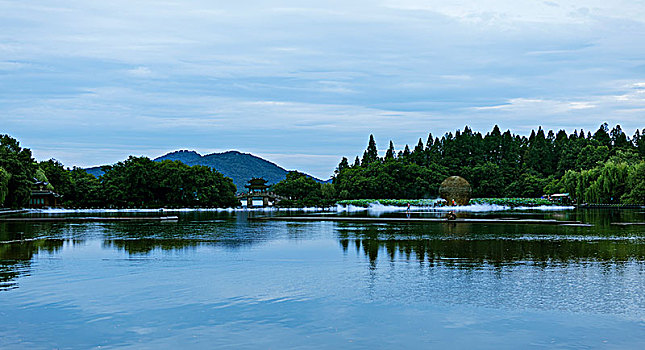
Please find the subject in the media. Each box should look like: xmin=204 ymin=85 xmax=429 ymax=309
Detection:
xmin=469 ymin=198 xmax=554 ymax=207
xmin=337 ymin=198 xmax=556 ymax=208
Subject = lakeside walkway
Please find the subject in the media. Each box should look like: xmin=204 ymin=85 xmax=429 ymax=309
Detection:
xmin=0 ymin=216 xmax=179 ymax=222
xmin=0 ymin=209 xmax=29 ymax=216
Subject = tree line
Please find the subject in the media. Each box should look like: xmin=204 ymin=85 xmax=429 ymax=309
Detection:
xmin=3 ymin=123 xmax=645 ymax=208
xmin=330 ymin=123 xmax=645 ymax=204
xmin=0 ymin=134 xmax=238 ymax=208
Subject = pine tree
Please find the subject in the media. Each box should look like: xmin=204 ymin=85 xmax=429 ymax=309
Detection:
xmin=593 ymin=123 xmax=611 ymax=148
xmin=385 ymin=141 xmax=395 ymax=161
xmin=335 ymin=157 xmax=349 ymax=174
xmin=554 ymin=129 xmax=569 ymax=176
xmin=610 ymin=124 xmax=630 ymax=150
xmin=634 ymin=129 xmax=645 ymax=158
xmin=425 ymin=133 xmax=434 ymax=150
xmin=362 ymin=134 xmax=379 ymax=165
xmin=484 ymin=125 xmax=502 ymax=163
xmin=413 ymin=138 xmax=424 ymax=153
xmin=402 ymin=145 xmax=411 ymax=157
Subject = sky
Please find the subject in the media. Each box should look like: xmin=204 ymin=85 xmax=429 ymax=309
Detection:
xmin=1 ymin=0 xmax=645 ymax=179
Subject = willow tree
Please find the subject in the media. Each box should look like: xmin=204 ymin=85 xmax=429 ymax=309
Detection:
xmin=621 ymin=162 xmax=645 ymax=204
xmin=35 ymin=168 xmax=55 ymax=191
xmin=583 ymin=161 xmax=629 ymax=203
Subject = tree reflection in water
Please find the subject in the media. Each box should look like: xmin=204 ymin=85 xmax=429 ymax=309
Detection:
xmin=0 ymin=240 xmax=65 ymax=291
xmin=338 ymin=223 xmax=645 ymax=269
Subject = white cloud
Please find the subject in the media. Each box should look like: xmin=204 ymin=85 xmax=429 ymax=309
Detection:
xmin=468 ymin=82 xmax=645 ymax=134
xmin=383 ymin=0 xmax=645 ymax=24
xmin=2 ymin=0 xmax=645 ymax=177
xmin=0 ymin=61 xmax=26 ymax=70
xmin=126 ymin=66 xmax=155 ymax=78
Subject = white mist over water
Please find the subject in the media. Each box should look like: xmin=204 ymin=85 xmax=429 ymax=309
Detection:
xmin=335 ymin=203 xmax=575 ymax=213
xmin=33 ymin=204 xmax=574 ymax=214
xmin=32 ymin=207 xmax=329 ymax=214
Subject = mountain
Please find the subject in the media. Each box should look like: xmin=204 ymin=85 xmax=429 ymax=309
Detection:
xmin=85 ymin=150 xmax=327 ymax=191
xmin=84 ymin=166 xmax=105 ymax=178
xmin=157 ymin=150 xmax=303 ymax=190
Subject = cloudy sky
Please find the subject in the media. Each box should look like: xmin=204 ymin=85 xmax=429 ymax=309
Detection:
xmin=1 ymin=0 xmax=645 ymax=179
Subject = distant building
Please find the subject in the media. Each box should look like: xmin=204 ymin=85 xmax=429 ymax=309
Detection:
xmin=245 ymin=178 xmax=270 ymax=194
xmin=29 ymin=181 xmax=62 ymax=208
xmin=238 ymin=178 xmax=283 ymax=207
xmin=548 ymin=193 xmax=572 ymax=205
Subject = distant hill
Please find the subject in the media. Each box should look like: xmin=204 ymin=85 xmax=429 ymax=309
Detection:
xmin=85 ymin=150 xmax=327 ymax=192
xmin=84 ymin=166 xmax=105 ymax=178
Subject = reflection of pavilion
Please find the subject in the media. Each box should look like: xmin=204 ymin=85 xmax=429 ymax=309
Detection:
xmin=236 ymin=178 xmax=285 ymax=207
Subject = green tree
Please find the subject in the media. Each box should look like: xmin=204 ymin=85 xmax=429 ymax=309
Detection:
xmin=0 ymin=167 xmax=10 ymax=206
xmin=410 ymin=138 xmax=427 ymax=165
xmin=621 ymin=162 xmax=645 ymax=204
xmin=335 ymin=157 xmax=349 ymax=175
xmin=361 ymin=134 xmax=379 ymax=165
xmin=504 ymin=171 xmax=548 ymax=197
xmin=90 ymin=156 xmax=237 ymax=208
xmin=0 ymin=135 xmax=36 ymax=208
xmin=39 ymin=159 xmax=73 ymax=197
xmin=610 ymin=124 xmax=630 ymax=151
xmin=67 ymin=167 xmax=101 ymax=207
xmin=184 ymin=165 xmax=237 ymax=207
xmin=553 ymin=129 xmax=569 ymax=176
xmin=576 ymin=145 xmax=609 ymax=170
xmin=524 ymin=127 xmax=553 ymax=176
xmin=273 ymin=171 xmax=323 ymax=206
xmin=401 ymin=145 xmax=410 ymax=158
xmin=593 ymin=123 xmax=611 ymax=149
xmin=633 ymin=129 xmax=645 ymax=158
xmin=384 ymin=141 xmax=395 ymax=161
xmin=470 ymin=162 xmax=504 ymax=197
xmin=560 ymin=170 xmax=582 ymax=203
xmin=585 ymin=161 xmax=629 ymax=203
xmin=34 ymin=168 xmax=54 ymax=191
xmin=608 ymin=149 xmax=640 ymax=165
xmin=320 ymin=183 xmax=337 ymax=206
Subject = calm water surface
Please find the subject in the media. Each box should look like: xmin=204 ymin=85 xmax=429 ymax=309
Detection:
xmin=1 ymin=209 xmax=644 ymax=349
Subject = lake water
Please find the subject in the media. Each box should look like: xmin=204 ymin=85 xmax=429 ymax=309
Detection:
xmin=1 ymin=208 xmax=644 ymax=349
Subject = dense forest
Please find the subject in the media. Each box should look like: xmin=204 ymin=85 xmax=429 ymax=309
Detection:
xmin=0 ymin=135 xmax=238 ymax=208
xmin=331 ymin=123 xmax=645 ymax=205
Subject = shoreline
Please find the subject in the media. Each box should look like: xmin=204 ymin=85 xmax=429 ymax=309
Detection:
xmin=9 ymin=204 xmax=629 ymax=215
xmin=250 ymin=216 xmax=585 ymax=225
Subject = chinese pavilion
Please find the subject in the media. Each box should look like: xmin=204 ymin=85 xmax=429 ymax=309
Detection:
xmin=238 ymin=178 xmax=284 ymax=207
